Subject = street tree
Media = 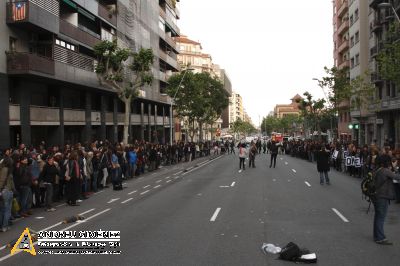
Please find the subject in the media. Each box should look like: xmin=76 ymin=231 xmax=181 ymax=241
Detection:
xmin=377 ymin=23 xmax=400 ymax=88
xmin=167 ymin=71 xmax=229 ymax=142
xmin=94 ymin=40 xmax=154 ymax=144
xmin=296 ymin=92 xmax=326 ymax=138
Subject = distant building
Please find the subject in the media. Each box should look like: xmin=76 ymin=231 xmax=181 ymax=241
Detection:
xmin=229 ymin=92 xmax=244 ymax=127
xmin=274 ymin=94 xmax=302 ymax=118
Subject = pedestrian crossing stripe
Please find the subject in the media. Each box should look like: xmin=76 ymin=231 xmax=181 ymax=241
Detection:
xmin=11 ymin=227 xmax=36 ymax=256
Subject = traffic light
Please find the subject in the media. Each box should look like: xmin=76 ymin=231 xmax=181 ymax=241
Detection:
xmin=348 ymin=124 xmax=359 ymax=130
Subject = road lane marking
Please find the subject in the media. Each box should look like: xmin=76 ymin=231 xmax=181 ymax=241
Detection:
xmin=174 ymin=176 xmax=180 ymax=179
xmin=332 ymin=208 xmax=349 ymax=223
xmin=210 ymin=208 xmax=222 ymax=222
xmin=61 ymin=209 xmax=111 ymax=231
xmin=79 ymin=208 xmax=96 ymax=216
xmin=165 ymin=176 xmax=171 ymax=179
xmin=181 ymin=156 xmax=224 ymax=176
xmin=107 ymin=198 xmax=120 ymax=203
xmin=140 ymin=190 xmax=150 ymax=195
xmin=187 ymin=166 xmax=194 ymax=171
xmin=285 ymin=162 xmax=288 ymax=165
xmin=219 ymin=186 xmax=230 ymax=188
xmin=238 ymin=170 xmax=242 ymax=173
xmin=154 ymin=185 xmax=161 ymax=189
xmin=280 ymin=157 xmax=283 ymax=160
xmin=128 ymin=190 xmax=137 ymax=195
xmin=305 ymin=181 xmax=311 ymax=187
xmin=35 ymin=217 xmax=44 ymax=219
xmin=94 ymin=190 xmax=104 ymax=194
xmin=231 ymin=182 xmax=236 ymax=187
xmin=121 ymin=198 xmax=133 ymax=204
xmin=292 ymin=169 xmax=297 ymax=173
xmin=56 ymin=203 xmax=66 ymax=208
xmin=143 ymin=185 xmax=150 ymax=189
xmin=156 ymin=180 xmax=162 ymax=183
xmin=152 ymin=173 xmax=157 ymax=176
xmin=174 ymin=171 xmax=183 ymax=176
xmin=166 ymin=180 xmax=171 ymax=183
xmin=272 ymin=179 xmax=276 ymax=182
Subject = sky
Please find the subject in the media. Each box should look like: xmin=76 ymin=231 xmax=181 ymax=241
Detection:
xmin=178 ymin=0 xmax=334 ymax=126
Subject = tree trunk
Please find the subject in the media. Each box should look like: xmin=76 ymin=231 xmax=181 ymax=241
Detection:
xmin=123 ymin=97 xmax=131 ymax=144
xmin=199 ymin=121 xmax=204 ymax=143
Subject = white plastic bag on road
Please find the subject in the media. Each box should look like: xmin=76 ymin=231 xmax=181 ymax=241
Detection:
xmin=261 ymin=243 xmax=282 ymax=254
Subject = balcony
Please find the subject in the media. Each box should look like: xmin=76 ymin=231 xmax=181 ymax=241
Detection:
xmin=337 ymin=20 xmax=349 ymax=35
xmin=338 ymin=60 xmax=350 ymax=69
xmin=371 ymin=20 xmax=382 ymax=33
xmin=337 ymin=1 xmax=348 ymax=18
xmin=54 ymin=45 xmax=96 ymax=72
xmin=6 ymin=52 xmax=55 ymax=75
xmin=380 ymin=96 xmax=400 ymax=111
xmin=30 ymin=106 xmax=60 ymax=125
xmin=370 ymin=45 xmax=378 ymax=58
xmin=6 ymin=0 xmax=59 ymax=33
xmin=64 ymin=109 xmax=85 ymax=125
xmin=337 ymin=40 xmax=349 ymax=53
xmin=98 ymin=3 xmax=117 ymax=26
xmin=59 ymin=19 xmax=101 ymax=48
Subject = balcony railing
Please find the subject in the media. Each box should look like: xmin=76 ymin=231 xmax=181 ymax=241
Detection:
xmin=338 ymin=40 xmax=349 ymax=53
xmin=337 ymin=20 xmax=349 ymax=35
xmin=337 ymin=1 xmax=348 ymax=18
xmin=6 ymin=52 xmax=55 ymax=75
xmin=98 ymin=3 xmax=117 ymax=26
xmin=59 ymin=19 xmax=101 ymax=48
xmin=54 ymin=45 xmax=96 ymax=72
xmin=6 ymin=0 xmax=59 ymax=32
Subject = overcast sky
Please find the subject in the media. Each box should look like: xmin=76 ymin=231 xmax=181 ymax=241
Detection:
xmin=179 ymin=0 xmax=333 ymax=126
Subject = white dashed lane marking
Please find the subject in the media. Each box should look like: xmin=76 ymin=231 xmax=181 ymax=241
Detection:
xmin=231 ymin=182 xmax=236 ymax=187
xmin=107 ymin=198 xmax=120 ymax=204
xmin=143 ymin=185 xmax=150 ymax=189
xmin=305 ymin=181 xmax=311 ymax=187
xmin=140 ymin=190 xmax=150 ymax=195
xmin=332 ymin=208 xmax=349 ymax=223
xmin=210 ymin=208 xmax=222 ymax=222
xmin=154 ymin=185 xmax=161 ymax=189
xmin=121 ymin=198 xmax=133 ymax=204
xmin=128 ymin=190 xmax=137 ymax=195
xmin=292 ymin=169 xmax=297 ymax=173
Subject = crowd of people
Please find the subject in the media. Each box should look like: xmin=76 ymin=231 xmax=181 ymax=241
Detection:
xmin=0 ymin=140 xmax=217 ymax=233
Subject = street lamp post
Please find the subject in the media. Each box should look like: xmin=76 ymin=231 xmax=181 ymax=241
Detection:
xmin=378 ymin=3 xmax=400 ymax=23
xmin=169 ymin=68 xmax=194 ymax=145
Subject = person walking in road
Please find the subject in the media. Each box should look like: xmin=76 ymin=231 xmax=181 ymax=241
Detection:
xmin=371 ymin=156 xmax=400 ymax=245
xmin=269 ymin=141 xmax=278 ymax=168
xmin=316 ymin=145 xmax=331 ymax=185
xmin=239 ymin=143 xmax=247 ymax=170
xmin=249 ymin=143 xmax=257 ymax=168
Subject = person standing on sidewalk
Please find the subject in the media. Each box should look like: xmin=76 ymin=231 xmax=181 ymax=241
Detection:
xmin=0 ymin=157 xmax=15 ymax=232
xmin=371 ymin=156 xmax=400 ymax=245
xmin=238 ymin=143 xmax=247 ymax=170
xmin=14 ymin=156 xmax=33 ymax=217
xmin=39 ymin=156 xmax=59 ymax=212
xmin=269 ymin=141 xmax=278 ymax=168
xmin=316 ymin=145 xmax=331 ymax=185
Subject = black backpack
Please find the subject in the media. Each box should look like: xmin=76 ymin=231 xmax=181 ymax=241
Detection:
xmin=279 ymin=242 xmax=317 ymax=263
xmin=361 ymin=167 xmax=386 ymax=213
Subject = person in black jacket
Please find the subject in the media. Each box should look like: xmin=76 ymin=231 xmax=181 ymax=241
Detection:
xmin=269 ymin=141 xmax=278 ymax=168
xmin=372 ymin=156 xmax=400 ymax=245
xmin=14 ymin=156 xmax=32 ymax=217
xmin=316 ymin=145 xmax=331 ymax=185
xmin=39 ymin=156 xmax=59 ymax=212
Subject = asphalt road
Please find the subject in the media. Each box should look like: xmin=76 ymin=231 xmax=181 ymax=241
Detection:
xmin=1 ymin=151 xmax=399 ymax=266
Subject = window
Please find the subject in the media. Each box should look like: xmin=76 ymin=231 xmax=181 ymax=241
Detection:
xmin=355 ymin=54 xmax=359 ymax=65
xmin=355 ymin=31 xmax=359 ymax=43
xmin=350 ymin=14 xmax=354 ymax=25
xmin=350 ymin=57 xmax=355 ymax=68
xmin=354 ymin=9 xmax=359 ymax=21
xmin=350 ymin=36 xmax=355 ymax=47
xmin=55 ymin=38 xmax=76 ymax=52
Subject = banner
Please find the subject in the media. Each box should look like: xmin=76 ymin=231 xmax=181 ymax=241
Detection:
xmin=345 ymin=156 xmax=354 ymax=167
xmin=12 ymin=2 xmax=27 ymax=21
xmin=332 ymin=150 xmax=339 ymax=159
xmin=345 ymin=156 xmax=362 ymax=167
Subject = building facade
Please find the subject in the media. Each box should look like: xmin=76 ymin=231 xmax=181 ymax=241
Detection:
xmin=348 ymin=0 xmax=372 ymax=145
xmin=0 ymin=0 xmax=181 ymax=148
xmin=369 ymin=0 xmax=400 ymax=148
xmin=333 ymin=0 xmax=352 ymax=141
xmin=274 ymin=94 xmax=301 ymax=118
xmin=229 ymin=92 xmax=244 ymax=127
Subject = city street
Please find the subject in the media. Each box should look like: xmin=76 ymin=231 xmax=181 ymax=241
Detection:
xmin=1 ymin=152 xmax=399 ymax=266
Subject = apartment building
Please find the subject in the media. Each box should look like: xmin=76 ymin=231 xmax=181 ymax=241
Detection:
xmin=333 ymin=0 xmax=352 ymax=141
xmin=229 ymin=92 xmax=244 ymax=127
xmin=348 ymin=0 xmax=371 ymax=145
xmin=273 ymin=94 xmax=302 ymax=119
xmin=369 ymin=0 xmax=400 ymax=148
xmin=0 ymin=0 xmax=181 ymax=148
